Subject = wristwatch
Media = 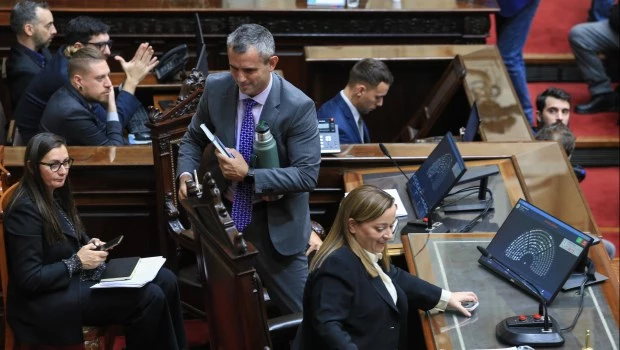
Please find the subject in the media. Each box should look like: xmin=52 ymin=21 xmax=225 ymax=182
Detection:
xmin=244 ymin=167 xmax=255 ymax=184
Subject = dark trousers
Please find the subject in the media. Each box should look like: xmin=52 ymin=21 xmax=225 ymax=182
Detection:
xmin=81 ymin=268 xmax=187 ymax=350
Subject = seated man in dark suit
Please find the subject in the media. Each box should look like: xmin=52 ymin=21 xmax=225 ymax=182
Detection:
xmin=317 ymin=58 xmax=393 ymax=144
xmin=40 ymin=47 xmax=135 ymax=145
xmin=13 ymin=15 xmax=157 ymax=144
xmin=6 ymin=0 xmax=56 ymax=106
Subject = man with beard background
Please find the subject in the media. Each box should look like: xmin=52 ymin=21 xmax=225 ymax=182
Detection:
xmin=6 ymin=0 xmax=56 ymax=106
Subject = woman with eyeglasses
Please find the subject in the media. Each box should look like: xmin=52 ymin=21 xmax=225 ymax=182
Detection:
xmin=3 ymin=133 xmax=187 ymax=349
xmin=293 ymin=185 xmax=478 ymax=350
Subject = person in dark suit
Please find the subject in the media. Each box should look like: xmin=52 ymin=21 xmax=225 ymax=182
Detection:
xmin=294 ymin=185 xmax=478 ymax=349
xmin=177 ymin=23 xmax=321 ymax=314
xmin=317 ymin=58 xmax=393 ymax=144
xmin=14 ymin=15 xmax=157 ymax=144
xmin=39 ymin=47 xmax=143 ymax=145
xmin=6 ymin=0 xmax=56 ymax=106
xmin=4 ymin=133 xmax=187 ymax=349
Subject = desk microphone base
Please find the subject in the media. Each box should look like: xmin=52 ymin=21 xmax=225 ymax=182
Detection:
xmin=496 ymin=315 xmax=564 ymax=347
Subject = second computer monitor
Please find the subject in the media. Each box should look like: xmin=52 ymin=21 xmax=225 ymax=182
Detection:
xmin=406 ymin=132 xmax=467 ymax=219
xmin=462 ymin=101 xmax=481 ymax=142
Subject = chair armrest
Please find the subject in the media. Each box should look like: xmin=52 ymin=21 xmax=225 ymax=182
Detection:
xmin=268 ymin=312 xmax=303 ymax=345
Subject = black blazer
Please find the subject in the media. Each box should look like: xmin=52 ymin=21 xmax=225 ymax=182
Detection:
xmin=6 ymin=44 xmax=51 ymax=106
xmin=14 ymin=46 xmax=140 ymax=144
xmin=39 ymin=84 xmax=125 ymax=145
xmin=294 ymin=246 xmax=442 ymax=350
xmin=4 ymin=192 xmax=90 ymax=344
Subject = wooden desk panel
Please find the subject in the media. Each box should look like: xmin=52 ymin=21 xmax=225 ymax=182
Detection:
xmin=0 ymin=0 xmax=497 ymax=92
xmin=305 ymin=45 xmax=533 ymax=143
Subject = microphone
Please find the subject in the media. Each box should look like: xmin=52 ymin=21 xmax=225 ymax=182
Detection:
xmin=379 ymin=143 xmax=410 ymax=181
xmin=476 ymin=246 xmax=563 ymax=346
xmin=379 ymin=143 xmax=431 ymax=229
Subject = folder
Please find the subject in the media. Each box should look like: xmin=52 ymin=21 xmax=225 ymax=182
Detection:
xmin=91 ymin=256 xmax=166 ymax=289
xmin=100 ymin=257 xmax=140 ymax=282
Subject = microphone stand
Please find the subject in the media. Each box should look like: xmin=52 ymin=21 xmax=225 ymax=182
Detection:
xmin=477 ymin=246 xmax=564 ymax=347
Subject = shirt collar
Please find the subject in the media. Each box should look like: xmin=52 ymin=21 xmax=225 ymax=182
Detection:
xmin=364 ymin=249 xmax=383 ymax=263
xmin=17 ymin=43 xmax=47 ymax=68
xmin=340 ymin=90 xmax=361 ymax=123
xmin=238 ymin=73 xmax=273 ymax=106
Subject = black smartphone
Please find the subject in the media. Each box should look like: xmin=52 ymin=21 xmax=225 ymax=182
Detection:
xmin=95 ymin=235 xmax=124 ymax=251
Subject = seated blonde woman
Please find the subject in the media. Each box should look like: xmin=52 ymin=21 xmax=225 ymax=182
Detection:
xmin=294 ymin=185 xmax=478 ymax=350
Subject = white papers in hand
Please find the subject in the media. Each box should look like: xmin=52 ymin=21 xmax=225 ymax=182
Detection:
xmin=90 ymin=256 xmax=166 ymax=289
xmin=382 ymin=189 xmax=408 ymax=217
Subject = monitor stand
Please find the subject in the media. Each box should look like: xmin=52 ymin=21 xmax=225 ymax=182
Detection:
xmin=443 ymin=165 xmax=499 ymax=213
xmin=562 ymin=272 xmax=608 ymax=291
xmin=562 ymin=246 xmax=608 ymax=291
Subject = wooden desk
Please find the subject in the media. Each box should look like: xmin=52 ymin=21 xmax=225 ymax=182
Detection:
xmin=0 ymin=0 xmax=498 ymax=92
xmin=305 ymin=45 xmax=533 ymax=142
xmin=402 ymin=233 xmax=619 ymax=349
xmin=3 ymin=146 xmax=158 ymax=259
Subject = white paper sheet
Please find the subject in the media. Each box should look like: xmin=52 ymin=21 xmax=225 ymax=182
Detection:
xmin=91 ymin=256 xmax=166 ymax=289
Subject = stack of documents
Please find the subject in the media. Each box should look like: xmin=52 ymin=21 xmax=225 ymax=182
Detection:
xmin=91 ymin=256 xmax=166 ymax=289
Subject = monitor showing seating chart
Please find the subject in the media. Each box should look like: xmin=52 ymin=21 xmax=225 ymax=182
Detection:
xmin=479 ymin=199 xmax=594 ymax=304
xmin=406 ymin=132 xmax=467 ymax=219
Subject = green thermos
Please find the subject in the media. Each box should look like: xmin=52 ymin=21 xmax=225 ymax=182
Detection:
xmin=254 ymin=121 xmax=279 ymax=169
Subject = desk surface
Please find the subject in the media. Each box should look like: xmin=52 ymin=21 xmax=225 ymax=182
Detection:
xmin=403 ymin=233 xmax=619 ymax=349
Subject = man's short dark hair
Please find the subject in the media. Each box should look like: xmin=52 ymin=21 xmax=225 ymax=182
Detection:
xmin=347 ymin=58 xmax=394 ymax=88
xmin=536 ymin=87 xmax=571 ymax=113
xmin=65 ymin=16 xmax=110 ymax=47
xmin=67 ymin=46 xmax=106 ymax=79
xmin=10 ymin=1 xmax=49 ymax=34
xmin=535 ymin=122 xmax=576 ymax=157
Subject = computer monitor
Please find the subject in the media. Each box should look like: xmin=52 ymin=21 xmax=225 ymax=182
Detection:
xmin=478 ymin=199 xmax=594 ymax=304
xmin=406 ymin=132 xmax=467 ymax=219
xmin=462 ymin=101 xmax=480 ymax=142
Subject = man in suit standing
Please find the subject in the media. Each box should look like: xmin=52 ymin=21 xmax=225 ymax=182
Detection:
xmin=7 ymin=0 xmax=56 ymax=106
xmin=317 ymin=58 xmax=393 ymax=144
xmin=177 ymin=24 xmax=321 ymax=313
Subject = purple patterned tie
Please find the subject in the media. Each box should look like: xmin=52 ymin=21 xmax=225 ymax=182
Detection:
xmin=232 ymin=98 xmax=256 ymax=232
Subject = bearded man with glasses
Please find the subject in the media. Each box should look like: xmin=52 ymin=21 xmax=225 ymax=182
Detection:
xmin=13 ymin=15 xmax=157 ymax=145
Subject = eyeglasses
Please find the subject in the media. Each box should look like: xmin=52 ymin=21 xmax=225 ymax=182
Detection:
xmin=87 ymin=40 xmax=113 ymax=50
xmin=40 ymin=158 xmax=74 ymax=172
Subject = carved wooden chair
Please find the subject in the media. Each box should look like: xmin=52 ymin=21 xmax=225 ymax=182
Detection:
xmin=182 ymin=173 xmax=302 ymax=349
xmin=0 ymin=183 xmax=117 ymax=350
xmin=146 ymin=70 xmax=207 ymax=317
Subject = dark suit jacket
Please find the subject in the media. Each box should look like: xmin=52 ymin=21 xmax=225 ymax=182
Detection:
xmin=4 ymin=192 xmax=90 ymax=344
xmin=14 ymin=47 xmax=140 ymax=144
xmin=177 ymin=72 xmax=321 ymax=256
xmin=39 ymin=84 xmax=127 ymax=145
xmin=6 ymin=44 xmax=51 ymax=106
xmin=294 ymin=246 xmax=442 ymax=350
xmin=317 ymin=93 xmax=370 ymax=144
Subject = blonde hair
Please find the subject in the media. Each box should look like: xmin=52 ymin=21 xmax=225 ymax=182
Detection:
xmin=310 ymin=185 xmax=395 ymax=277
